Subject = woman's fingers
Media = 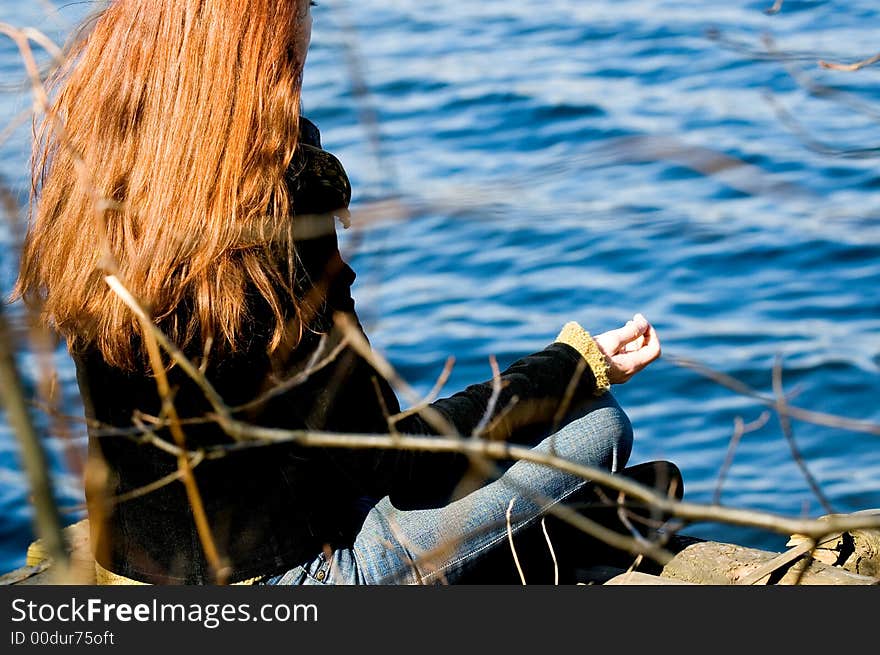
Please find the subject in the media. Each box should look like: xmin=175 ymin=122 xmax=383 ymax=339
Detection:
xmin=629 ymin=322 xmax=660 ymax=362
xmin=595 ymin=314 xmax=649 ymax=356
xmin=598 ymin=316 xmax=662 ymax=384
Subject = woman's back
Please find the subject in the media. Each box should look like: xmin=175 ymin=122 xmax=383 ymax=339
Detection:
xmin=73 ymin=118 xmax=405 ymax=584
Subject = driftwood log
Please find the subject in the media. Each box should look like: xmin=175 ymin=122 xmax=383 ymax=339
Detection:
xmin=604 ymin=571 xmax=695 ymax=585
xmin=659 ymin=537 xmax=878 ymax=585
xmin=3 ymin=519 xmax=96 ymax=585
xmin=786 ymin=510 xmax=880 ymax=579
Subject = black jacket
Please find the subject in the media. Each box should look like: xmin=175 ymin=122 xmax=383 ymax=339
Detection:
xmin=74 ymin=119 xmax=602 ymax=584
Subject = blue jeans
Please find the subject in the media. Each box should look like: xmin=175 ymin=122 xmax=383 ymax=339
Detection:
xmin=264 ymin=391 xmax=633 ymax=585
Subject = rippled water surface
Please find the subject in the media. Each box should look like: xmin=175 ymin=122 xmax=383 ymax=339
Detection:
xmin=1 ymin=1 xmax=879 ymax=572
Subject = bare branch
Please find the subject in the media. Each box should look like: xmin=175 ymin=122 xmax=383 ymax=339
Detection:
xmin=388 ymin=356 xmax=454 ymax=425
xmin=506 ymin=498 xmax=526 ymax=585
xmin=231 ymin=336 xmax=349 ymax=413
xmin=472 ymin=355 xmax=502 ymax=438
xmin=0 ymin=23 xmax=122 ymax=271
xmin=772 ymin=355 xmax=834 ymax=514
xmin=614 ymin=492 xmax=656 ymax=553
xmin=107 ymin=452 xmax=206 ymax=508
xmin=819 ymin=53 xmax=880 ymax=72
xmin=713 ymin=411 xmax=771 ymax=505
xmin=334 ymin=311 xmax=456 ymax=436
xmin=551 ymin=357 xmax=587 ymax=438
xmin=104 ymin=275 xmax=233 ymax=425
xmin=668 ymin=354 xmax=880 ymax=435
xmin=140 ymin=310 xmax=223 ymax=579
xmin=0 ymin=106 xmax=31 ymax=151
xmin=764 ymin=0 xmax=784 ymax=16
xmin=198 ymin=335 xmax=214 ymax=375
xmin=483 ymin=394 xmax=520 ymax=437
xmin=736 ymin=539 xmax=815 ymax=585
xmin=540 ymin=517 xmax=559 ymax=585
xmin=371 ymin=375 xmax=398 ymax=437
xmin=0 ymin=304 xmax=69 ymax=580
xmin=73 ymin=280 xmax=880 ymax=573
xmin=791 ymin=540 xmax=819 ymax=586
xmin=104 ymin=275 xmax=224 ymax=581
xmin=323 ymin=0 xmax=399 ymax=194
xmin=762 ymin=90 xmax=880 ymax=159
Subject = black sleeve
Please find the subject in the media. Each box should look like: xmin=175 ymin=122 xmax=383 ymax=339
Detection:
xmin=386 ymin=341 xmax=599 ymax=509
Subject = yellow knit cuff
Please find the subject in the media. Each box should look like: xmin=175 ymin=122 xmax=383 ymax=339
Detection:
xmin=555 ymin=321 xmax=611 ymax=395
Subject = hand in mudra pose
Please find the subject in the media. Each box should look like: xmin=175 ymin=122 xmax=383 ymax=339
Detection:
xmin=594 ymin=313 xmax=662 ymax=384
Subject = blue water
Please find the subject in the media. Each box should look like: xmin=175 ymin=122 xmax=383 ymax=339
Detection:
xmin=1 ymin=1 xmax=879 ymax=573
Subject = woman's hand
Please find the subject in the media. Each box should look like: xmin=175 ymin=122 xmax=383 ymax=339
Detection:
xmin=594 ymin=313 xmax=661 ymax=384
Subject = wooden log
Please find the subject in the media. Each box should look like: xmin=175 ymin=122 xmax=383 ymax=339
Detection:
xmin=0 ymin=561 xmax=51 ymax=586
xmin=660 ymin=540 xmax=878 ymax=585
xmin=842 ymin=529 xmax=880 ymax=578
xmin=605 ymin=571 xmax=696 ymax=585
xmin=735 ymin=541 xmax=814 ymax=585
xmin=787 ymin=509 xmax=880 ymax=579
xmin=24 ymin=519 xmax=95 ymax=584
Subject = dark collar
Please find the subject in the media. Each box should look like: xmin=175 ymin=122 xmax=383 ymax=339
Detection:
xmin=299 ymin=116 xmax=322 ymax=149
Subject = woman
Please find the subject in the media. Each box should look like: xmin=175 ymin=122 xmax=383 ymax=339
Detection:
xmin=16 ymin=0 xmax=662 ymax=585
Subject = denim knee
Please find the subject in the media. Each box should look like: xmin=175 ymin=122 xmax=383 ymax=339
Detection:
xmin=600 ymin=396 xmax=633 ymax=472
xmin=567 ymin=391 xmax=633 ymax=473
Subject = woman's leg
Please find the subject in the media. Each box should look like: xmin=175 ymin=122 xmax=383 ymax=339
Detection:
xmin=263 ymin=391 xmax=632 ymax=585
xmin=348 ymin=390 xmax=633 ymax=584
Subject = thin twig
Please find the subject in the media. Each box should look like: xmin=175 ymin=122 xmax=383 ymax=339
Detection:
xmin=130 ymin=416 xmax=187 ymax=458
xmin=668 ymin=354 xmax=880 ymax=435
xmin=705 ymin=26 xmax=826 ymax=64
xmin=614 ymin=493 xmax=655 ymax=552
xmin=819 ymin=52 xmax=880 ymax=72
xmin=381 ymin=515 xmax=449 ymax=585
xmin=626 ymin=554 xmax=644 ymax=575
xmin=713 ymin=411 xmax=771 ymax=505
xmin=104 ymin=274 xmax=224 ymax=581
xmin=540 ymin=517 xmax=559 ymax=585
xmin=101 ymin=233 xmax=879 ymax=563
xmin=324 ymin=0 xmax=399 ymax=194
xmin=371 ymin=376 xmax=398 ymax=437
xmin=108 ymin=451 xmax=206 ymax=508
xmin=506 ymin=497 xmax=526 ymax=585
xmin=763 ymin=34 xmax=880 ymax=124
xmin=0 ymin=106 xmax=31 ymax=150
xmin=388 ymin=356 xmax=455 ymax=425
xmin=198 ymin=335 xmax=214 ymax=375
xmin=231 ymin=336 xmax=349 ymax=413
xmin=334 ymin=311 xmax=456 ymax=435
xmin=762 ymin=91 xmax=880 ymax=159
xmin=772 ymin=355 xmax=834 ymax=514
xmin=0 ymin=305 xmax=70 ymax=580
xmin=472 ymin=355 xmax=503 ymax=438
xmin=764 ymin=0 xmax=784 ymax=16
xmin=736 ymin=539 xmax=814 ymax=585
xmin=0 ymin=23 xmax=121 ymax=269
xmin=483 ymin=395 xmax=520 ymax=437
xmin=138 ymin=308 xmax=224 ymax=581
xmin=550 ymin=357 xmax=587 ymax=438
xmin=104 ymin=275 xmax=233 ymax=424
xmin=791 ymin=540 xmax=819 ymax=586
xmin=74 ymin=357 xmax=880 ymax=560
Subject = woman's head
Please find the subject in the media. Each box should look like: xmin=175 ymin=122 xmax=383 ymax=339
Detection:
xmin=17 ymin=0 xmax=317 ymax=368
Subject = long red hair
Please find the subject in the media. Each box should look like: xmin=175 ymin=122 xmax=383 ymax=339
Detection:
xmin=16 ymin=0 xmax=312 ymax=368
